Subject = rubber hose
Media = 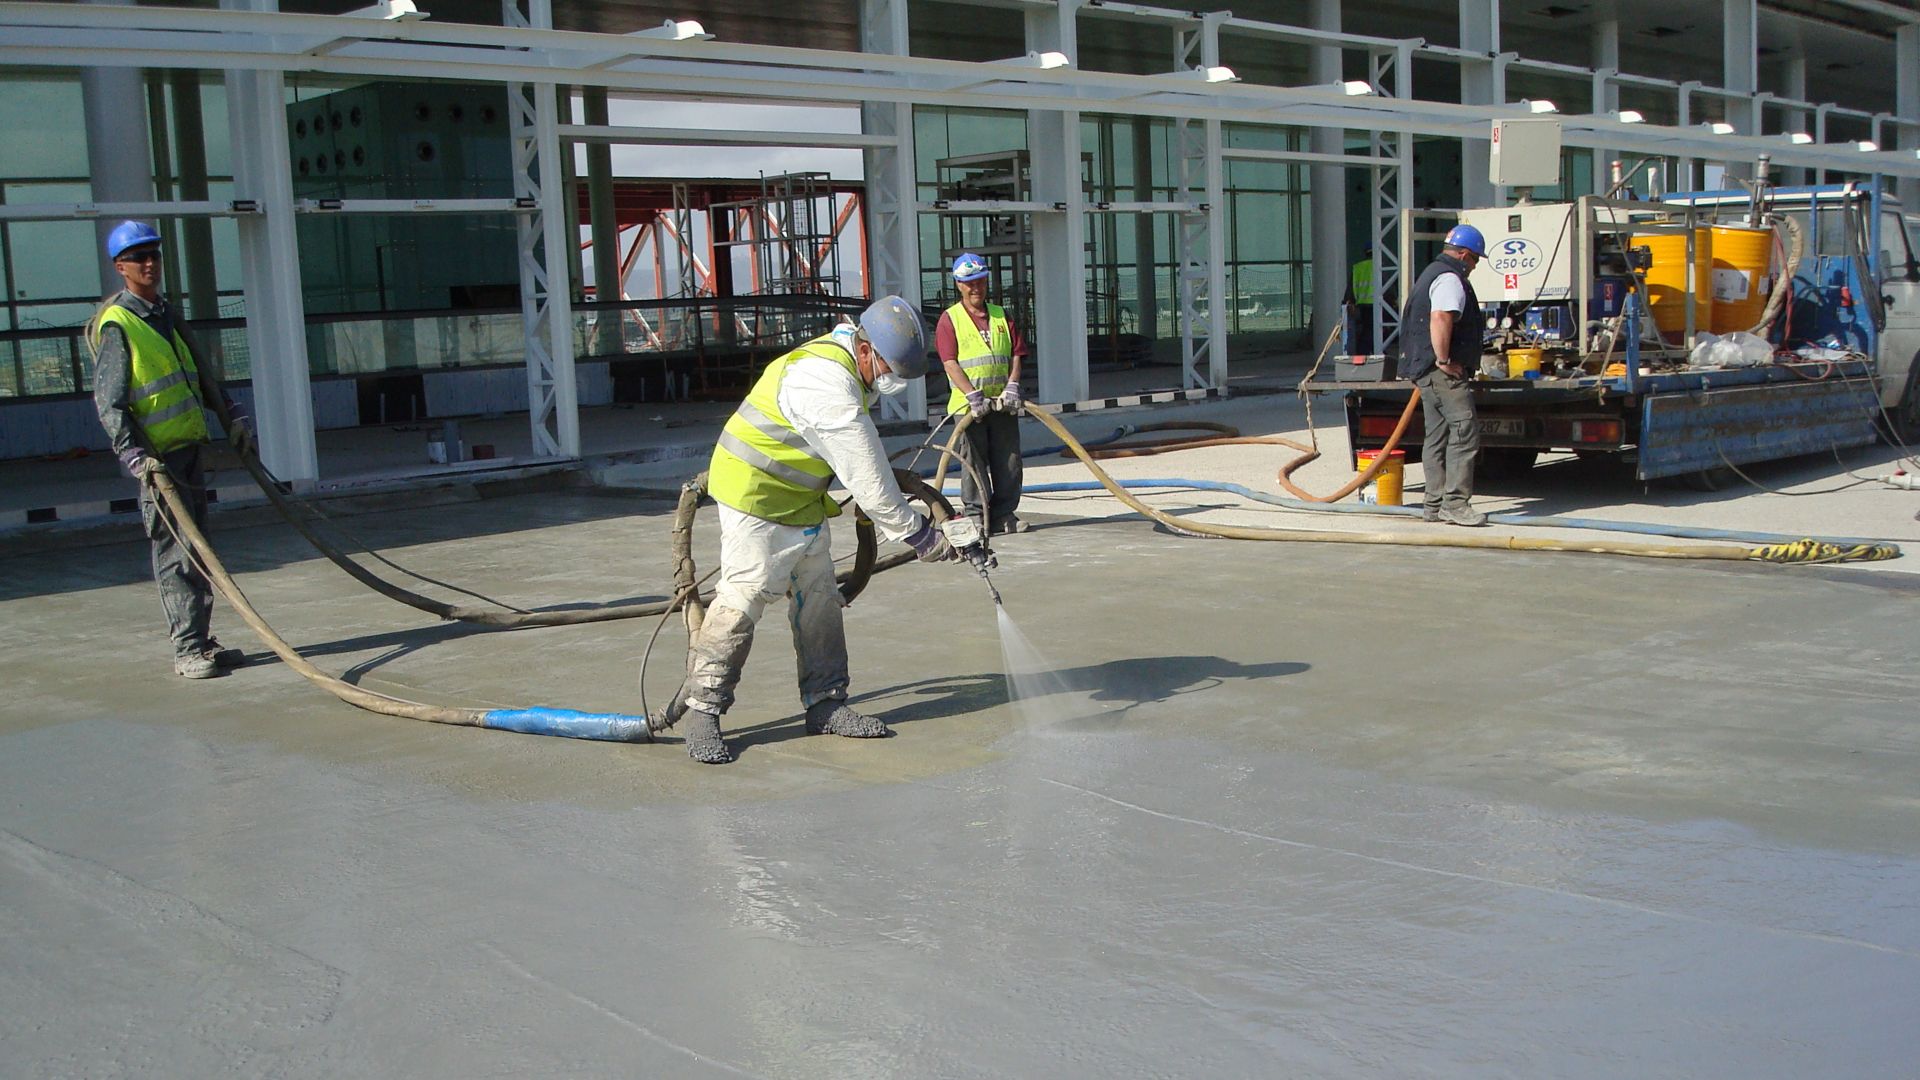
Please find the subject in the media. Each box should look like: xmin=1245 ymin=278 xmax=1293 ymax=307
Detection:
xmin=1019 ymin=402 xmax=1868 ymax=561
xmin=1747 ymin=212 xmax=1805 ymax=337
xmin=988 ymin=478 xmax=1899 ymax=548
xmin=216 ymin=401 xmax=891 ymax=628
xmin=145 ymin=466 xmax=654 ymax=740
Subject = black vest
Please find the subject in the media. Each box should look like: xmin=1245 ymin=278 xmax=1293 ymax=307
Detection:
xmin=1399 ymin=253 xmax=1485 ymax=379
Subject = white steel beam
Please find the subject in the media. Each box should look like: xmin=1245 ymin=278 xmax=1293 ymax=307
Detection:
xmin=222 ymin=0 xmax=316 ymax=484
xmin=1028 ymin=0 xmax=1092 ymax=404
xmin=0 ymin=200 xmax=257 ymax=223
xmin=560 ymin=124 xmax=889 ymax=149
xmin=859 ymin=0 xmax=924 ymax=423
xmin=4 ymin=5 xmax=1915 ymax=182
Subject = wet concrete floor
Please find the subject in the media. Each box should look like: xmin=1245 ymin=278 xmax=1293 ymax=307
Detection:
xmin=2 ymin=488 xmax=1917 ymax=1078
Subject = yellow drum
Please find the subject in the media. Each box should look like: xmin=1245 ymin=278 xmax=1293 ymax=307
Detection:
xmin=1709 ymin=225 xmax=1774 ymax=334
xmin=1634 ymin=227 xmax=1713 ymax=341
xmin=1356 ymin=448 xmax=1405 ymax=506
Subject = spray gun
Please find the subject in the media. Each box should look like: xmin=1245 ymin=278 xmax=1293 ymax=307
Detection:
xmin=940 ymin=514 xmax=1002 ymax=606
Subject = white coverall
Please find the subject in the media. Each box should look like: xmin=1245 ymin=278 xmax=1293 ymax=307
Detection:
xmin=690 ymin=324 xmax=923 ymax=715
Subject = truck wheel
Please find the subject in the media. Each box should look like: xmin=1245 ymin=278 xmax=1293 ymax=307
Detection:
xmin=1479 ymin=448 xmax=1538 ymax=481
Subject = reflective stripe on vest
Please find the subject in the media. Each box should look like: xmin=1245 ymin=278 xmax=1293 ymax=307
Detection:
xmin=944 ymin=301 xmax=1012 ymax=415
xmin=95 ymin=304 xmax=208 ymax=455
xmin=707 ymin=337 xmax=863 ymax=526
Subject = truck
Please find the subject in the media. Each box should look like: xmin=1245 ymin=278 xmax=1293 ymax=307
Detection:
xmin=1315 ymin=182 xmax=1920 ymax=490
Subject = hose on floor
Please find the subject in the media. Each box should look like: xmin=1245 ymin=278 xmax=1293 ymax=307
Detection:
xmin=1019 ymin=404 xmax=1900 ymax=563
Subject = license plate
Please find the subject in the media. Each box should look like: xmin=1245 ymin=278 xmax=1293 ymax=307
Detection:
xmin=1480 ymin=418 xmax=1525 ymax=438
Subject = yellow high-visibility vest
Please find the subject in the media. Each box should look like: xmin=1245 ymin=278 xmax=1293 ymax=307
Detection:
xmin=944 ymin=301 xmax=1012 ymax=415
xmin=707 ymin=335 xmax=866 ymax=526
xmin=92 ymin=303 xmax=209 ymax=454
xmin=1351 ymin=259 xmax=1376 ymax=304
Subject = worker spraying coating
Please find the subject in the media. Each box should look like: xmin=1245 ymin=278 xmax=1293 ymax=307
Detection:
xmin=648 ymin=296 xmax=992 ymax=764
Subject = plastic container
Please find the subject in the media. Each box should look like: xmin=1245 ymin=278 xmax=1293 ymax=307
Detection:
xmin=1708 ymin=224 xmax=1773 ymax=334
xmin=1505 ymin=347 xmax=1544 ymax=379
xmin=1634 ymin=227 xmax=1713 ymax=342
xmin=1355 ymin=448 xmax=1405 ymax=507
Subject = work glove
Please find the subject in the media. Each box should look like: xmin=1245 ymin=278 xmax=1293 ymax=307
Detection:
xmin=998 ymin=381 xmax=1023 ymax=415
xmin=903 ymin=515 xmax=958 ymax=563
xmin=119 ymin=447 xmax=160 ymax=481
xmin=964 ymin=388 xmax=989 ymax=416
xmin=228 ymin=415 xmax=254 ymax=458
xmin=940 ymin=515 xmax=996 ymax=569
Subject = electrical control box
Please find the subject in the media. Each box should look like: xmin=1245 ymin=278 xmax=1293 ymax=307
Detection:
xmin=1488 ymin=118 xmax=1562 ymax=188
xmin=1460 ymin=202 xmax=1577 ymax=302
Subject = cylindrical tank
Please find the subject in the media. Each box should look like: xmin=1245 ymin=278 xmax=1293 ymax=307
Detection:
xmin=1709 ymin=224 xmax=1774 ymax=334
xmin=1634 ymin=227 xmax=1712 ymax=342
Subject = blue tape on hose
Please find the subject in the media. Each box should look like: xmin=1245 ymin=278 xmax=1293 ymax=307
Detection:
xmin=971 ymin=477 xmax=1892 ymax=547
xmin=481 ymin=707 xmax=652 ymax=742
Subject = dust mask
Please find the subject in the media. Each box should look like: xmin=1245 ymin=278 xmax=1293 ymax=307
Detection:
xmin=871 ymin=371 xmax=908 ymax=397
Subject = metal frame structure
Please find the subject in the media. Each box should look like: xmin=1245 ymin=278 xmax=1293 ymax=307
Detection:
xmin=4 ymin=0 xmax=1918 ymax=469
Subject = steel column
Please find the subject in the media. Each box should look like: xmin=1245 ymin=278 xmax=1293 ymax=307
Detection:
xmin=1900 ymin=25 xmax=1919 ymax=210
xmin=1458 ymin=0 xmax=1498 ymax=208
xmin=859 ymin=0 xmax=924 ymax=422
xmin=1029 ymin=0 xmax=1093 ymax=402
xmin=221 ymin=0 xmax=316 ymax=483
xmin=504 ymin=0 xmax=578 ymax=459
xmin=80 ymin=0 xmax=153 ymax=294
xmin=1308 ymin=0 xmax=1348 ymax=358
xmin=1170 ymin=13 xmax=1229 ymax=390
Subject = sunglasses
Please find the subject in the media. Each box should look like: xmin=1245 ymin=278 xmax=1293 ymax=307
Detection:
xmin=116 ymin=249 xmax=162 ymax=264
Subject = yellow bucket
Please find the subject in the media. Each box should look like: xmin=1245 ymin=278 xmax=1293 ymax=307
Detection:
xmin=1356 ymin=448 xmax=1405 ymax=506
xmin=1634 ymin=227 xmax=1713 ymax=341
xmin=1709 ymin=224 xmax=1774 ymax=334
xmin=1506 ymin=347 xmax=1543 ymax=379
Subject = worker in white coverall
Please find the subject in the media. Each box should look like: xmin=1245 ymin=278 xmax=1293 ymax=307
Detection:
xmin=648 ymin=296 xmax=979 ymax=764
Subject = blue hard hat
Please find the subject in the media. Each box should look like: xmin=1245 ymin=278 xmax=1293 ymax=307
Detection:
xmin=951 ymin=252 xmax=990 ymax=283
xmin=106 ymin=220 xmax=162 ymax=260
xmin=1443 ymin=223 xmax=1487 ymax=258
xmin=858 ymin=295 xmax=932 ymax=378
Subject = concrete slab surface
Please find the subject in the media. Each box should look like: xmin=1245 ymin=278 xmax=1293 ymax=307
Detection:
xmin=2 ymin=470 xmax=1917 ymax=1078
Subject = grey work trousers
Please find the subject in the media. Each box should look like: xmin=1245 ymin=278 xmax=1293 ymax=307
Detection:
xmin=954 ymin=407 xmax=1023 ymax=530
xmin=139 ymin=444 xmax=215 ymax=658
xmin=1412 ymin=369 xmax=1479 ymax=511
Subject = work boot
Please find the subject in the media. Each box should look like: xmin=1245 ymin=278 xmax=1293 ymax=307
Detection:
xmin=1422 ymin=505 xmax=1441 ymax=523
xmin=991 ymin=515 xmax=1030 ymax=535
xmin=201 ymin=640 xmax=246 ymax=669
xmin=1438 ymin=504 xmax=1488 ymax=527
xmin=804 ymin=699 xmax=892 ymax=738
xmin=173 ymin=652 xmax=223 ymax=680
xmin=681 ymin=706 xmax=733 ymax=764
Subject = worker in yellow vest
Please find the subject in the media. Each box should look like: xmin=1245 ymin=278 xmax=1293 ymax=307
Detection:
xmin=1343 ymin=242 xmax=1377 ymax=356
xmin=650 ymin=296 xmax=984 ymax=764
xmin=937 ymin=253 xmax=1028 ymax=534
xmin=90 ymin=221 xmax=253 ymax=680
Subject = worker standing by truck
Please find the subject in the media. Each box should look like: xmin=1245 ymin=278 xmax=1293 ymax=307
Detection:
xmin=938 ymin=252 xmax=1029 ymax=535
xmin=1402 ymin=224 xmax=1490 ymax=527
xmin=649 ymin=296 xmax=979 ymax=765
xmin=90 ymin=220 xmax=252 ymax=679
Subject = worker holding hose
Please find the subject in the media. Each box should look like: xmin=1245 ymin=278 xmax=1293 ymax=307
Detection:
xmin=1402 ymin=224 xmax=1490 ymax=527
xmin=89 ymin=220 xmax=251 ymax=680
xmin=651 ymin=296 xmax=975 ymax=764
xmin=938 ymin=253 xmax=1029 ymax=535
